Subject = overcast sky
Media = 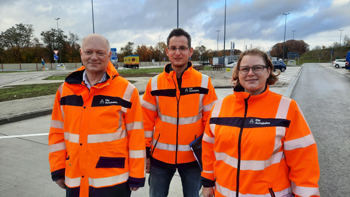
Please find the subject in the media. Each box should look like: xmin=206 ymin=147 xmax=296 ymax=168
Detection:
xmin=1 ymin=0 xmax=349 ymax=53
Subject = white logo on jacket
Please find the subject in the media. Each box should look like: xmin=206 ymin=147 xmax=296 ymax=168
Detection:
xmin=249 ymin=118 xmax=270 ymax=125
xmin=185 ymin=88 xmax=199 ymax=93
xmin=100 ymin=99 xmax=118 ymax=105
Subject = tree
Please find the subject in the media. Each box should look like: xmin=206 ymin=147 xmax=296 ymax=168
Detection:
xmin=41 ymin=28 xmax=68 ymax=62
xmin=120 ymin=42 xmax=134 ymax=57
xmin=343 ymin=35 xmax=350 ymax=47
xmin=270 ymin=40 xmax=309 ymax=59
xmin=0 ymin=23 xmax=34 ymax=62
xmin=135 ymin=44 xmax=152 ymax=61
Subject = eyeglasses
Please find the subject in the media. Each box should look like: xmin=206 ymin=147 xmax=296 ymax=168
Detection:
xmin=239 ymin=65 xmax=267 ymax=75
xmin=168 ymin=46 xmax=189 ymax=53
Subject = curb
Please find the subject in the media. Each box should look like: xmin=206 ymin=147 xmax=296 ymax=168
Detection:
xmin=0 ymin=109 xmax=52 ymax=126
xmin=283 ymin=65 xmax=303 ymax=98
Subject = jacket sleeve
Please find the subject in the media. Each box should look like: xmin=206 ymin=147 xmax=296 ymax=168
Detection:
xmin=141 ymin=78 xmax=158 ymax=158
xmin=284 ymin=100 xmax=320 ymax=197
xmin=201 ymin=106 xmax=216 ymax=188
xmin=48 ymin=84 xmax=66 ymax=181
xmin=202 ymin=77 xmax=217 ymax=128
xmin=124 ymin=85 xmax=146 ymax=188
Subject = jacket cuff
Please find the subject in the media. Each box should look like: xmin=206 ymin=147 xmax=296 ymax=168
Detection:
xmin=128 ymin=176 xmax=145 ymax=188
xmin=51 ymin=168 xmax=65 ymax=181
xmin=146 ymin=147 xmax=151 ymax=158
xmin=201 ymin=177 xmax=215 ymax=187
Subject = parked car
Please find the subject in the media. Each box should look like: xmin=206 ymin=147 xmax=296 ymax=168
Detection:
xmin=332 ymin=59 xmax=346 ymax=68
xmin=272 ymin=60 xmax=287 ymax=72
xmin=345 ymin=51 xmax=350 ymax=70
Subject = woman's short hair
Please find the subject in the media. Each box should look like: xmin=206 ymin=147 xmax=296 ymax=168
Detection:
xmin=232 ymin=48 xmax=279 ymax=86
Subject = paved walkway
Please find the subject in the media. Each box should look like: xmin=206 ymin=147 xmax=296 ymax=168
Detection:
xmin=0 ymin=67 xmax=302 ymax=125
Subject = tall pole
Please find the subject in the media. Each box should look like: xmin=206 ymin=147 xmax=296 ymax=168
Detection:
xmin=339 ymin=29 xmax=344 ymax=46
xmin=283 ymin=13 xmax=290 ymax=61
xmin=177 ymin=0 xmax=179 ymax=28
xmin=91 ymin=0 xmax=95 ymax=33
xmin=158 ymin=35 xmax=161 ymax=66
xmin=55 ymin=18 xmax=60 ymax=65
xmin=223 ymin=0 xmax=226 ymax=66
xmin=292 ymin=30 xmax=296 ymax=40
xmin=216 ymin=30 xmax=220 ymax=52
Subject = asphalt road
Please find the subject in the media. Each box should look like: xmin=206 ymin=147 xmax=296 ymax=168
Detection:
xmin=291 ymin=63 xmax=350 ymax=196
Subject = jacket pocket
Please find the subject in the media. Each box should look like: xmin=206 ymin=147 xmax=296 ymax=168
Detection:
xmin=96 ymin=156 xmax=125 ymax=168
xmin=151 ymin=133 xmax=161 ymax=156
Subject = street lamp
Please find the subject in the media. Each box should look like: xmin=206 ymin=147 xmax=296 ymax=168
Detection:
xmin=54 ymin=18 xmax=61 ymax=65
xmin=158 ymin=35 xmax=161 ymax=66
xmin=283 ymin=12 xmax=290 ymax=61
xmin=91 ymin=0 xmax=95 ymax=33
xmin=339 ymin=29 xmax=344 ymax=46
xmin=177 ymin=0 xmax=179 ymax=28
xmin=292 ymin=30 xmax=296 ymax=40
xmin=223 ymin=0 xmax=227 ymax=66
xmin=216 ymin=30 xmax=220 ymax=52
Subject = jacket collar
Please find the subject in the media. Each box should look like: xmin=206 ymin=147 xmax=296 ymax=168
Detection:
xmin=65 ymin=61 xmax=119 ymax=86
xmin=233 ymin=84 xmax=269 ymax=101
xmin=164 ymin=62 xmax=193 ymax=80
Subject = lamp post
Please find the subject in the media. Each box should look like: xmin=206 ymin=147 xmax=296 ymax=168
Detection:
xmin=283 ymin=12 xmax=290 ymax=61
xmin=339 ymin=29 xmax=344 ymax=46
xmin=223 ymin=0 xmax=227 ymax=66
xmin=177 ymin=0 xmax=179 ymax=28
xmin=216 ymin=30 xmax=220 ymax=53
xmin=292 ymin=30 xmax=296 ymax=40
xmin=54 ymin=18 xmax=61 ymax=65
xmin=158 ymin=35 xmax=161 ymax=66
xmin=91 ymin=0 xmax=95 ymax=33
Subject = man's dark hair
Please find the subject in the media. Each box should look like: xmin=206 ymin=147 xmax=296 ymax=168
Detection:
xmin=167 ymin=28 xmax=191 ymax=48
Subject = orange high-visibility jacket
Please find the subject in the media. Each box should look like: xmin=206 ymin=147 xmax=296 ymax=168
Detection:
xmin=201 ymin=86 xmax=320 ymax=197
xmin=48 ymin=62 xmax=145 ymax=197
xmin=142 ymin=62 xmax=217 ymax=166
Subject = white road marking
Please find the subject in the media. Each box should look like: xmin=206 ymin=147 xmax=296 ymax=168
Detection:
xmin=0 ymin=133 xmax=49 ymax=139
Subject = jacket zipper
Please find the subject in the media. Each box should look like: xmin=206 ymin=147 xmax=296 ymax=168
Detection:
xmin=269 ymin=188 xmax=276 ymax=197
xmin=172 ymin=76 xmax=180 ymax=165
xmin=236 ymin=95 xmax=250 ymax=197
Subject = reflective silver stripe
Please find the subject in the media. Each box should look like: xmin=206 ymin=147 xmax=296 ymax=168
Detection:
xmin=49 ymin=142 xmax=66 ymax=153
xmin=215 ymin=151 xmax=284 ymax=171
xmin=87 ymin=130 xmax=126 ymax=143
xmin=198 ymin=74 xmax=209 ymax=114
xmin=64 ymin=132 xmax=80 ymax=143
xmin=51 ymin=119 xmax=63 ymax=129
xmin=284 ymin=134 xmax=315 ymax=151
xmin=216 ymin=181 xmax=292 ymax=197
xmin=203 ymin=102 xmax=215 ymax=112
xmin=121 ymin=83 xmax=135 ymax=113
xmin=145 ymin=131 xmax=153 ymax=138
xmin=276 ymin=96 xmax=291 ymax=119
xmin=274 ymin=96 xmax=291 ymax=154
xmin=203 ymin=133 xmax=214 ymax=144
xmin=151 ymin=75 xmax=158 ymax=91
xmin=65 ymin=176 xmax=81 ymax=187
xmin=129 ymin=150 xmax=146 ymax=158
xmin=141 ymin=99 xmax=157 ymax=111
xmin=126 ymin=121 xmax=143 ymax=131
xmin=89 ymin=172 xmax=129 ymax=187
xmin=152 ymin=139 xmax=191 ymax=151
xmin=159 ymin=112 xmax=202 ymax=125
xmin=292 ymin=181 xmax=320 ymax=196
xmin=58 ymin=84 xmax=65 ymax=119
xmin=209 ymin=99 xmax=223 ymax=137
xmin=203 ymin=170 xmax=214 ymax=174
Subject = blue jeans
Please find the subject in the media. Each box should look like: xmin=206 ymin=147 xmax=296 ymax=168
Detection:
xmin=149 ymin=164 xmax=201 ymax=197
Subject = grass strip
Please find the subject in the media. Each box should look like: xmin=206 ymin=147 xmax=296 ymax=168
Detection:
xmin=0 ymin=83 xmax=62 ymax=102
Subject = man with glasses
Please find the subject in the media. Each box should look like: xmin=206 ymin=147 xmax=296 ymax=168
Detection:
xmin=141 ymin=28 xmax=217 ymax=197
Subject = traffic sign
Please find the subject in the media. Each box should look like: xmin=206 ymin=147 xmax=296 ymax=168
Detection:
xmin=53 ymin=50 xmax=59 ymax=55
xmin=110 ymin=48 xmax=117 ymax=60
xmin=54 ymin=54 xmax=58 ymax=60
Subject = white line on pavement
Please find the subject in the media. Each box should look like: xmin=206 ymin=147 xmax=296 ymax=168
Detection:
xmin=0 ymin=133 xmax=49 ymax=139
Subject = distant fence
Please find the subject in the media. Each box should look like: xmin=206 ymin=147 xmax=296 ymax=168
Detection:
xmin=0 ymin=61 xmax=201 ymax=71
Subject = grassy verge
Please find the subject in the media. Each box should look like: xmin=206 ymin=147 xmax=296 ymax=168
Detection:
xmin=0 ymin=83 xmax=62 ymax=102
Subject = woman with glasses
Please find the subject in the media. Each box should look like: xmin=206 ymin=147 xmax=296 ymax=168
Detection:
xmin=201 ymin=49 xmax=320 ymax=197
